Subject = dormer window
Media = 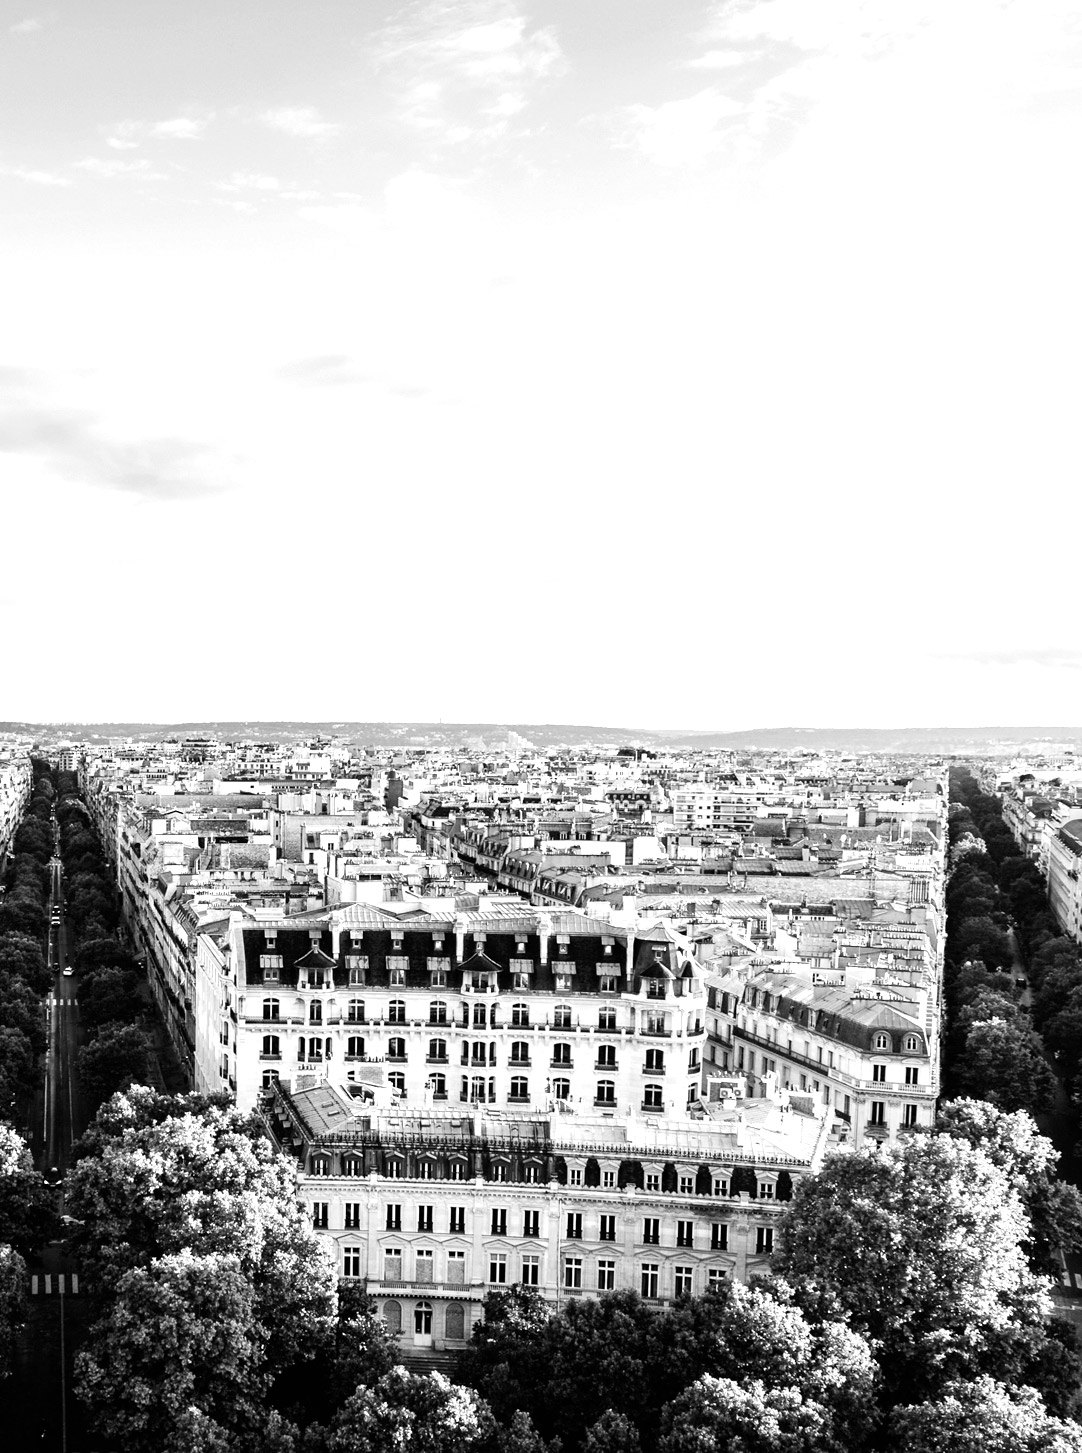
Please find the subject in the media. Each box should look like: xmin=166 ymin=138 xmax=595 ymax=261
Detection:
xmin=873 ymin=1032 xmax=891 ymax=1052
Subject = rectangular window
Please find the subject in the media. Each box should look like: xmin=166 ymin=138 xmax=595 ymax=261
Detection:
xmin=707 ymin=1268 xmax=727 ymax=1293
xmin=903 ymin=1103 xmax=918 ymax=1126
xmin=599 ymin=1214 xmax=616 ymax=1242
xmin=674 ymin=1265 xmax=693 ymax=1297
xmin=564 ymin=1257 xmax=582 ymax=1289
xmin=597 ymin=1258 xmax=616 ymax=1291
xmin=756 ymin=1226 xmax=774 ymax=1255
xmin=873 ymin=1064 xmax=886 ymax=1083
xmin=344 ymin=1202 xmax=361 ymax=1230
xmin=386 ymin=1205 xmax=401 ymax=1232
xmin=710 ymin=1223 xmax=728 ymax=1251
xmin=602 ymin=1170 xmax=616 ymax=1189
xmin=566 ymin=1213 xmax=583 ymax=1240
xmin=489 ymin=1252 xmax=507 ymax=1284
xmin=418 ymin=1205 xmax=433 ymax=1233
xmin=713 ymin=1177 xmax=728 ymax=1198
xmin=645 ymin=1173 xmax=661 ymax=1192
xmin=642 ymin=1217 xmax=660 ymax=1245
xmin=905 ymin=1066 xmax=920 ymax=1085
xmin=569 ymin=1168 xmax=583 ymax=1186
xmin=870 ymin=1101 xmax=886 ymax=1126
xmin=312 ymin=1202 xmax=328 ymax=1230
xmin=676 ymin=1220 xmax=693 ymax=1248
xmin=491 ymin=1209 xmax=507 ymax=1237
xmin=521 ymin=1254 xmax=540 ymax=1287
xmin=450 ymin=1207 xmax=466 ymax=1235
xmin=447 ymin=1250 xmax=466 ymax=1284
xmin=679 ymin=1175 xmax=694 ymax=1195
xmin=383 ymin=1247 xmax=403 ymax=1281
xmin=523 ymin=1210 xmax=540 ymax=1238
xmin=640 ymin=1263 xmax=659 ymax=1299
xmin=343 ymin=1246 xmax=362 ymax=1278
xmin=387 ymin=956 xmax=409 ymax=983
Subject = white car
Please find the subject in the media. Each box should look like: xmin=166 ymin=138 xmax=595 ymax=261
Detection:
xmin=62 ymin=966 xmax=73 ymax=977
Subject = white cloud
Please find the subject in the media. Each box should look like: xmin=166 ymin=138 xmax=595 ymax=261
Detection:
xmin=0 ymin=165 xmax=70 ymax=187
xmin=260 ymin=106 xmax=341 ymax=138
xmin=374 ymin=3 xmax=564 ymax=145
xmin=624 ymin=89 xmax=744 ymax=168
xmin=75 ymin=157 xmax=167 ymax=179
xmin=220 ymin=172 xmax=281 ymax=192
xmin=150 ymin=116 xmax=209 ymax=140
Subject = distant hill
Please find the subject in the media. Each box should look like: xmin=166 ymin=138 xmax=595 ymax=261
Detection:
xmin=4 ymin=721 xmax=1082 ymax=754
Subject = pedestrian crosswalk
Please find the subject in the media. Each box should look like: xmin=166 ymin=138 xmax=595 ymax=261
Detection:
xmin=29 ymin=1273 xmax=79 ymax=1295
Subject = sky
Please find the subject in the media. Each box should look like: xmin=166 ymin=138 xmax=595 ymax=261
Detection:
xmin=1 ymin=0 xmax=1080 ymax=730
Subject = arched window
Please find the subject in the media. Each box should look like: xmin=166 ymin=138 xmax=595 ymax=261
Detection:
xmin=596 ymin=1044 xmax=616 ymax=1069
xmin=262 ymin=998 xmax=280 ymax=1021
xmin=554 ymin=1004 xmax=573 ymax=1028
xmin=389 ymin=1072 xmax=406 ymax=1097
xmin=261 ymin=1068 xmax=280 ymax=1089
xmin=551 ymin=1042 xmax=572 ymax=1066
xmin=427 ymin=1073 xmax=447 ymax=1099
xmin=298 ymin=1037 xmax=306 ymax=1060
xmin=510 ymin=1041 xmax=530 ymax=1064
xmin=383 ymin=1300 xmax=402 ymax=1336
xmin=429 ymin=1000 xmax=447 ymax=1024
xmin=643 ymin=1083 xmax=663 ymax=1110
xmin=903 ymin=1034 xmax=921 ymax=1053
xmin=470 ymin=1075 xmax=487 ymax=1102
xmin=414 ymin=1301 xmax=433 ymax=1336
xmin=347 ymin=998 xmax=365 ymax=1023
xmin=510 ymin=1076 xmax=529 ymax=1101
xmin=388 ymin=1037 xmax=407 ymax=1060
xmin=596 ymin=1080 xmax=616 ymax=1106
xmin=512 ymin=1002 xmax=530 ymax=1027
xmin=346 ymin=1035 xmax=365 ymax=1058
xmin=388 ymin=999 xmax=406 ymax=1024
xmin=873 ymin=1033 xmax=891 ymax=1051
xmin=428 ymin=1038 xmax=447 ymax=1062
xmin=552 ymin=1077 xmax=571 ymax=1100
xmin=445 ymin=1303 xmax=465 ymax=1341
xmin=309 ymin=1001 xmax=323 ymax=1024
xmin=261 ymin=1034 xmax=280 ymax=1057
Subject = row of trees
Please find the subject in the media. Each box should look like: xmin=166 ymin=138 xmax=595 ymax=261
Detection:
xmin=60 ymin=1084 xmax=1082 ymax=1453
xmin=944 ymin=768 xmax=1058 ymax=1115
xmin=52 ymin=779 xmax=154 ymax=1113
xmin=948 ymin=768 xmax=1082 ymax=1149
xmin=0 ymin=759 xmax=56 ymax=1114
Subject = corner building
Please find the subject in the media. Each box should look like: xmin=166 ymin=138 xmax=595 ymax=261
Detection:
xmin=239 ymin=902 xmax=832 ymax=1354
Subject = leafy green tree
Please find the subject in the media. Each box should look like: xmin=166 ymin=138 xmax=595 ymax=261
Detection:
xmin=955 ymin=1018 xmax=1056 ymax=1116
xmin=66 ymin=1088 xmax=336 ymax=1367
xmin=0 ymin=978 xmax=46 ymax=1055
xmin=936 ymin=1099 xmax=1082 ymax=1274
xmin=74 ymin=936 xmax=139 ymax=974
xmin=458 ymin=1285 xmax=554 ymax=1432
xmin=75 ymin=1249 xmax=288 ymax=1453
xmin=774 ymin=1137 xmax=1049 ymax=1403
xmin=658 ymin=1376 xmax=834 ymax=1453
xmin=583 ymin=1410 xmax=641 ymax=1453
xmin=0 ymin=898 xmax=45 ymax=940
xmin=78 ymin=967 xmax=143 ymax=1030
xmin=952 ymin=916 xmax=1013 ymax=970
xmin=886 ymin=1375 xmax=1082 ymax=1453
xmin=0 ymin=1026 xmax=36 ymax=1111
xmin=0 ymin=1243 xmax=27 ymax=1381
xmin=318 ymin=1368 xmax=496 ymax=1453
xmin=77 ymin=1024 xmax=152 ymax=1112
xmin=0 ymin=935 xmax=49 ymax=994
xmin=0 ymin=1124 xmax=60 ymax=1255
